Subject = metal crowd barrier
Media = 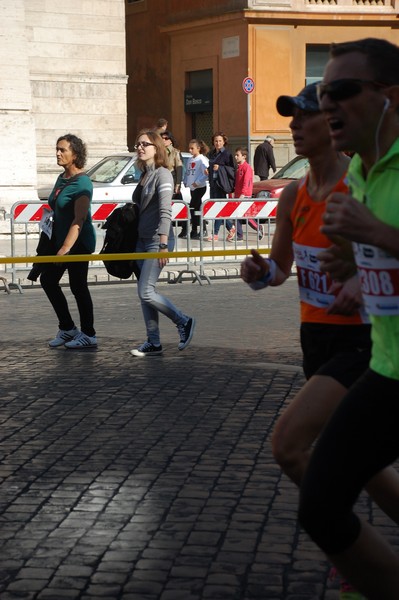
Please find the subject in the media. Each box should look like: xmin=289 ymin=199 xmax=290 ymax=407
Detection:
xmin=5 ymin=197 xmax=277 ymax=287
xmin=7 ymin=199 xmax=192 ymax=285
xmin=189 ymin=197 xmax=277 ymax=277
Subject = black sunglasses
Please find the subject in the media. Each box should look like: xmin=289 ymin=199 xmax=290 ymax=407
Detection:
xmin=317 ymin=79 xmax=386 ymax=103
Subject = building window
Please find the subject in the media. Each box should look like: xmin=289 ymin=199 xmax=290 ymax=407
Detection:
xmin=185 ymin=70 xmax=213 ymax=113
xmin=306 ymin=44 xmax=330 ymax=85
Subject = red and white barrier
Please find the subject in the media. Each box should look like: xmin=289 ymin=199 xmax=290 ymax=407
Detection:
xmin=13 ymin=202 xmax=126 ymax=223
xmin=12 ymin=200 xmax=277 ymax=223
xmin=202 ymin=200 xmax=278 ymax=219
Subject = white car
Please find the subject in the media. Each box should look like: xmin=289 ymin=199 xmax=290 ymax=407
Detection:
xmin=38 ymin=152 xmax=209 ymax=205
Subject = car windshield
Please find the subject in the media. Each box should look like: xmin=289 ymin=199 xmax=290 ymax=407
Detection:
xmin=124 ymin=162 xmax=142 ymax=182
xmin=272 ymin=157 xmax=309 ymax=180
xmin=87 ymin=156 xmax=136 ymax=183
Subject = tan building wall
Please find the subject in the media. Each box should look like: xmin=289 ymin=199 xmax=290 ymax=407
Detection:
xmin=169 ymin=18 xmax=250 ymax=153
xmin=249 ymin=18 xmax=399 ymax=163
xmin=125 ymin=1 xmax=171 ymax=145
xmin=125 ymin=0 xmax=252 ymax=149
xmin=127 ymin=0 xmax=399 ymax=167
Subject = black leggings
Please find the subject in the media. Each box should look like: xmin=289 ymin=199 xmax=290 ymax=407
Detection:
xmin=189 ymin=186 xmax=207 ymax=230
xmin=40 ymin=248 xmax=95 ymax=337
xmin=298 ymin=369 xmax=399 ymax=554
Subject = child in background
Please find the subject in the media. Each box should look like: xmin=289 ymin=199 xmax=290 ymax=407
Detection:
xmin=227 ymin=147 xmax=255 ymax=242
xmin=180 ymin=139 xmax=209 ymax=239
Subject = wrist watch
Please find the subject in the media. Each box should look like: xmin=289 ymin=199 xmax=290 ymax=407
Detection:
xmin=159 ymin=243 xmax=168 ymax=250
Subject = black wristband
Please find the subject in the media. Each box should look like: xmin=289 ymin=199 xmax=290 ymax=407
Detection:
xmin=159 ymin=243 xmax=168 ymax=250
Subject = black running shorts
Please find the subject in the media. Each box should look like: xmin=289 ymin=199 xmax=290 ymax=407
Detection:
xmin=300 ymin=322 xmax=372 ymax=388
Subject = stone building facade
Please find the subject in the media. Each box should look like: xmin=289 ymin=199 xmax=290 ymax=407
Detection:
xmin=0 ymin=0 xmax=128 ymax=217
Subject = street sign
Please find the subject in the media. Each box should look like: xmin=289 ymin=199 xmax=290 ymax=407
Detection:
xmin=242 ymin=77 xmax=255 ymax=94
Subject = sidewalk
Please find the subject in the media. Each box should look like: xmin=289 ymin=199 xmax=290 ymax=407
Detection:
xmin=0 ymin=279 xmax=397 ymax=599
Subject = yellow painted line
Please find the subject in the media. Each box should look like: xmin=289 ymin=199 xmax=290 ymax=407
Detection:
xmin=0 ymin=248 xmax=271 ymax=265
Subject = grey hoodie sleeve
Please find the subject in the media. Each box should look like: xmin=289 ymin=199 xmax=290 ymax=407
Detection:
xmin=138 ymin=167 xmax=173 ymax=238
xmin=157 ymin=167 xmax=174 ymax=236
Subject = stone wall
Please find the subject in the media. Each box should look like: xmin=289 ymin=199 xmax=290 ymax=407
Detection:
xmin=0 ymin=0 xmax=128 ymax=220
xmin=0 ymin=0 xmax=37 ymax=217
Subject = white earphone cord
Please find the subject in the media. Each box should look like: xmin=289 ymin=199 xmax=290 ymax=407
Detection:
xmin=375 ymin=98 xmax=390 ymax=162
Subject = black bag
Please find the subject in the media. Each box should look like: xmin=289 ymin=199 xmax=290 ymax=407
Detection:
xmin=27 ymin=231 xmax=56 ymax=281
xmin=217 ymin=165 xmax=236 ymax=194
xmin=100 ymin=203 xmax=140 ymax=279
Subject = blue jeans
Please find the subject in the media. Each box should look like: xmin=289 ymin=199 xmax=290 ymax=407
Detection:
xmin=214 ymin=219 xmax=234 ymax=236
xmin=210 ymin=181 xmax=232 ymax=236
xmin=136 ymin=237 xmax=187 ymax=346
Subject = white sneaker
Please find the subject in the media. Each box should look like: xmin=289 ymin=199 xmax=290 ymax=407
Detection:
xmin=65 ymin=332 xmax=97 ymax=349
xmin=48 ymin=327 xmax=79 ymax=348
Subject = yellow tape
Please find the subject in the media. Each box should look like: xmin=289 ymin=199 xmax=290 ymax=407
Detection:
xmin=0 ymin=248 xmax=271 ymax=265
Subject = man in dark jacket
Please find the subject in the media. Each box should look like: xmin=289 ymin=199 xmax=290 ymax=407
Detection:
xmin=254 ymin=136 xmax=276 ymax=180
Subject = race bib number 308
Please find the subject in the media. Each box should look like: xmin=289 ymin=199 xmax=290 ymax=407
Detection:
xmin=354 ymin=243 xmax=399 ymax=315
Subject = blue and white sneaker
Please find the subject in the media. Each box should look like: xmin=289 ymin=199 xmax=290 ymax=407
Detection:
xmin=64 ymin=332 xmax=97 ymax=349
xmin=48 ymin=327 xmax=79 ymax=348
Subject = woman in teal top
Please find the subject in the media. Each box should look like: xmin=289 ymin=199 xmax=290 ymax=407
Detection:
xmin=41 ymin=134 xmax=97 ymax=349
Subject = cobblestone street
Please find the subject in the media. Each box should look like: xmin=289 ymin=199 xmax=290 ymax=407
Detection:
xmin=0 ymin=279 xmax=397 ymax=599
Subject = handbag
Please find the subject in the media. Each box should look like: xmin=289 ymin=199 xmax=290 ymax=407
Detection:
xmin=27 ymin=231 xmax=56 ymax=281
xmin=100 ymin=203 xmax=140 ymax=279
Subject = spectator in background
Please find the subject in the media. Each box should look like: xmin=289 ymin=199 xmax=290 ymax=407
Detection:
xmin=154 ymin=117 xmax=168 ymax=135
xmin=206 ymin=132 xmax=236 ymax=242
xmin=254 ymin=135 xmax=276 ymax=180
xmin=161 ymin=131 xmax=183 ymax=196
xmin=180 ymin=139 xmax=209 ymax=240
xmin=228 ymin=147 xmax=254 ymax=242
